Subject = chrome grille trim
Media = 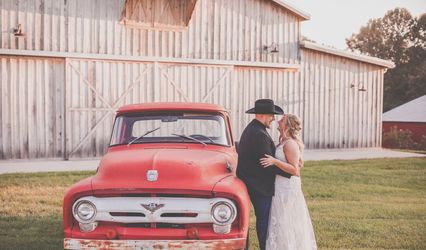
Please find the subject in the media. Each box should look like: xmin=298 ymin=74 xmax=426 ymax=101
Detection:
xmin=73 ymin=196 xmax=236 ymax=224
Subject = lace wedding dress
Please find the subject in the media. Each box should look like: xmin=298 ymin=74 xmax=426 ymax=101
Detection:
xmin=266 ymin=142 xmax=317 ymax=250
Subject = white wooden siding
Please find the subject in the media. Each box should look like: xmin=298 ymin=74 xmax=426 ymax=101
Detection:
xmin=0 ymin=56 xmax=64 ymax=159
xmin=1 ymin=53 xmax=385 ymax=159
xmin=233 ymin=67 xmax=299 ymax=143
xmin=0 ymin=0 xmax=301 ymax=64
xmin=299 ymin=49 xmax=385 ymax=149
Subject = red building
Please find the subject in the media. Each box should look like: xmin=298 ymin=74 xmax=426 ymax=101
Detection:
xmin=382 ymin=95 xmax=426 ymax=145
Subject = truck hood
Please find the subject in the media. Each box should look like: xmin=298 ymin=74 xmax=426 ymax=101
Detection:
xmin=92 ymin=146 xmax=235 ymax=194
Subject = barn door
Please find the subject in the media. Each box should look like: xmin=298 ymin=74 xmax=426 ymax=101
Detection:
xmin=154 ymin=63 xmax=233 ymax=105
xmin=65 ymin=61 xmax=233 ymax=159
xmin=65 ymin=59 xmax=154 ymax=158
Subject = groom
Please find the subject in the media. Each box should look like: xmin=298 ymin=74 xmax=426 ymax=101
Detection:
xmin=237 ymin=99 xmax=292 ymax=250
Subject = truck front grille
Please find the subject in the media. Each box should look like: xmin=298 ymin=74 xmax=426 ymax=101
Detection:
xmin=73 ymin=196 xmax=236 ymax=225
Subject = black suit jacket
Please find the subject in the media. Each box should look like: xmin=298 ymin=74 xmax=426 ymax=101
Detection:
xmin=236 ymin=119 xmax=291 ymax=196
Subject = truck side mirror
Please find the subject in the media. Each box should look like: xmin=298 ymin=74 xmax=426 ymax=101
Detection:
xmin=226 ymin=162 xmax=233 ymax=173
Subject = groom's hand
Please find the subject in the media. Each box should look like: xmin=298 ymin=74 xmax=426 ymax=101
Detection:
xmin=260 ymin=154 xmax=276 ymax=167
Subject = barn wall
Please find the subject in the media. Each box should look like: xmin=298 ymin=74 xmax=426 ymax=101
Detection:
xmin=300 ymin=49 xmax=385 ymax=148
xmin=63 ymin=53 xmax=387 ymax=155
xmin=64 ymin=59 xmax=302 ymax=158
xmin=0 ymin=1 xmax=389 ymax=159
xmin=0 ymin=55 xmax=64 ymax=159
xmin=0 ymin=0 xmax=301 ymax=64
xmin=0 ymin=53 xmax=386 ymax=159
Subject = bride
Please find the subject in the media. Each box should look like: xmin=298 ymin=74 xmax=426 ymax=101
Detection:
xmin=260 ymin=114 xmax=317 ymax=250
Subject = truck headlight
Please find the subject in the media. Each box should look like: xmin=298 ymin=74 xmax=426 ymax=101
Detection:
xmin=211 ymin=201 xmax=236 ymax=225
xmin=73 ymin=200 xmax=97 ymax=223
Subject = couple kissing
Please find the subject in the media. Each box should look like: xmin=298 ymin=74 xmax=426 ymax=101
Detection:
xmin=237 ymin=99 xmax=317 ymax=250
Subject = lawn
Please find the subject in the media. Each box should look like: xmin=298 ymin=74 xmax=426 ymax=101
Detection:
xmin=0 ymin=158 xmax=425 ymax=249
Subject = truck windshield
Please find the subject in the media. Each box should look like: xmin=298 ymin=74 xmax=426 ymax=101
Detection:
xmin=110 ymin=112 xmax=231 ymax=147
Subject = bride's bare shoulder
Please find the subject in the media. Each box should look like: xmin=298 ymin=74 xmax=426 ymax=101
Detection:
xmin=282 ymin=139 xmax=298 ymax=148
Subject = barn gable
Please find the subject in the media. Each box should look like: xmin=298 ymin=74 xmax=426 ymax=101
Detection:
xmin=0 ymin=0 xmax=303 ymax=65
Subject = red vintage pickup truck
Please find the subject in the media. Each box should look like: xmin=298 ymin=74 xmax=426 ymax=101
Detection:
xmin=63 ymin=102 xmax=250 ymax=249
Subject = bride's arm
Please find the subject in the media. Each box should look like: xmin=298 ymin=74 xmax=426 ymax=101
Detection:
xmin=260 ymin=140 xmax=300 ymax=176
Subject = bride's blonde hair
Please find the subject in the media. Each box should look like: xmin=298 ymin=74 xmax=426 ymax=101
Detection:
xmin=279 ymin=114 xmax=305 ymax=151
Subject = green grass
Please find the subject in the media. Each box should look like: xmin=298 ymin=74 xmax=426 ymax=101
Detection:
xmin=0 ymin=158 xmax=425 ymax=249
xmin=303 ymin=158 xmax=426 ymax=249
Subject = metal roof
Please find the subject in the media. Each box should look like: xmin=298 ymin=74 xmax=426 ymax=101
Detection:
xmin=271 ymin=0 xmax=310 ymax=20
xmin=383 ymin=95 xmax=426 ymax=122
xmin=300 ymin=41 xmax=395 ymax=68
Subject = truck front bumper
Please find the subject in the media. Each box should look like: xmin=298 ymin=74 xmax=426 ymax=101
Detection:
xmin=64 ymin=237 xmax=246 ymax=249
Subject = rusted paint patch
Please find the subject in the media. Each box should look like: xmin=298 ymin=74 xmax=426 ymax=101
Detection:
xmin=64 ymin=238 xmax=246 ymax=250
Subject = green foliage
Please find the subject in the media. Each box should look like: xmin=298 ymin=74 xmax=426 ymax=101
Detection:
xmin=346 ymin=8 xmax=426 ymax=112
xmin=346 ymin=8 xmax=414 ymax=64
xmin=419 ymin=135 xmax=426 ymax=150
xmin=383 ymin=126 xmax=415 ymax=149
xmin=383 ymin=127 xmax=426 ymax=150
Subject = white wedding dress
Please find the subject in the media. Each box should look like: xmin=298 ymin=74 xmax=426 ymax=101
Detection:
xmin=266 ymin=142 xmax=317 ymax=250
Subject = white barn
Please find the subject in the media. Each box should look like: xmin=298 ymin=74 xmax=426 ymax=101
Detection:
xmin=0 ymin=0 xmax=394 ymax=159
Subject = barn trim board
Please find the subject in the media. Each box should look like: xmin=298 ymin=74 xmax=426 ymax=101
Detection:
xmin=0 ymin=49 xmax=300 ymax=70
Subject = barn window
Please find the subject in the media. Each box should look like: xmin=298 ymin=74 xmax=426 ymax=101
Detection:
xmin=120 ymin=0 xmax=198 ymax=30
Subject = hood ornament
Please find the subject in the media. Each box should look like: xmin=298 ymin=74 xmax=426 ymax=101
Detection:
xmin=147 ymin=170 xmax=158 ymax=182
xmin=141 ymin=203 xmax=165 ymax=213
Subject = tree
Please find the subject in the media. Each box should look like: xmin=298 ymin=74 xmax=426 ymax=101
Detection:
xmin=346 ymin=8 xmax=426 ymax=112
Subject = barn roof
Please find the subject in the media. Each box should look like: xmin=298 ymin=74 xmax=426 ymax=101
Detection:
xmin=300 ymin=41 xmax=395 ymax=68
xmin=383 ymin=95 xmax=426 ymax=123
xmin=271 ymin=0 xmax=310 ymax=20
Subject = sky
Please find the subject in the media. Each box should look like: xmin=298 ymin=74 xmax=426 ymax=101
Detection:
xmin=284 ymin=0 xmax=426 ymax=50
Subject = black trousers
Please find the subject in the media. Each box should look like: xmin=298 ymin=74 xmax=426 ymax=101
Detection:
xmin=248 ymin=189 xmax=272 ymax=250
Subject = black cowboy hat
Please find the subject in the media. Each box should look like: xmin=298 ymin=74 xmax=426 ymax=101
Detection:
xmin=245 ymin=99 xmax=284 ymax=115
